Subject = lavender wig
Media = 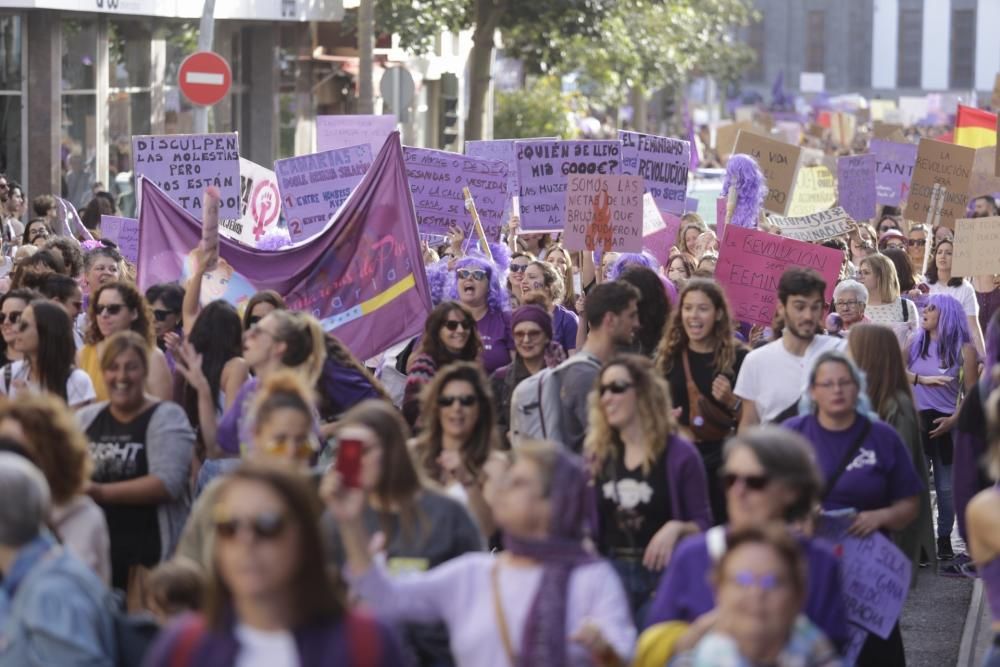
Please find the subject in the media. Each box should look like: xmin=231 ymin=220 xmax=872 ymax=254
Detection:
xmin=448 ymin=253 xmax=510 ymax=313
xmin=425 ymin=259 xmax=452 ymax=307
xmin=721 ymin=154 xmax=767 ymax=230
xmin=909 ymin=293 xmax=971 ymax=369
xmin=607 ymin=252 xmax=677 ymax=304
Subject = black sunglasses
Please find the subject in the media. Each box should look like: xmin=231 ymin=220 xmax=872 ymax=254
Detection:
xmin=907 ymin=239 xmax=926 ymax=247
xmin=599 ymin=380 xmax=633 ymax=396
xmin=0 ymin=311 xmax=21 ymax=326
xmin=214 ymin=511 xmax=287 ymax=541
xmin=509 ymin=264 xmax=528 ymax=273
xmin=442 ymin=320 xmax=471 ymax=332
xmin=247 ymin=315 xmax=263 ymax=327
xmin=152 ymin=308 xmax=176 ymax=322
xmin=96 ymin=304 xmax=125 ymax=316
xmin=438 ymin=394 xmax=478 ymax=407
xmin=722 ymin=472 xmax=771 ymax=491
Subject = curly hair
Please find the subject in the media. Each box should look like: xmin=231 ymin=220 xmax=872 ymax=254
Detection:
xmin=449 ymin=254 xmax=509 ymax=313
xmin=721 ymin=154 xmax=767 ymax=229
xmin=416 ymin=301 xmax=483 ymax=366
xmin=413 ymin=361 xmax=497 ymax=481
xmin=42 ymin=237 xmax=84 ymax=277
xmin=85 ymin=281 xmax=156 ymax=347
xmin=525 ymin=260 xmax=565 ymax=305
xmin=584 ymin=354 xmax=677 ymax=476
xmin=655 ymin=279 xmax=742 ymax=377
xmin=0 ymin=394 xmax=91 ymax=505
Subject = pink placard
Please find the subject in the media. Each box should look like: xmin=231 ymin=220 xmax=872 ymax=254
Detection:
xmin=563 ymin=175 xmax=643 ymax=252
xmin=716 ymin=195 xmax=727 ymax=238
xmin=716 ymin=226 xmax=841 ymax=326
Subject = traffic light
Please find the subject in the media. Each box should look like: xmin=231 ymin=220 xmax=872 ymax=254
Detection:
xmin=440 ymin=73 xmax=459 ymax=149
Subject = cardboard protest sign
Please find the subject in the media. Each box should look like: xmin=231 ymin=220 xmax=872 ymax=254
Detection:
xmin=970 ymin=146 xmax=1000 ymax=198
xmin=837 ymin=154 xmax=877 ymax=222
xmin=315 ymin=114 xmax=396 ymax=158
xmin=715 ymin=122 xmax=762 ymax=157
xmin=716 ymin=226 xmax=841 ymax=326
xmin=953 ymin=216 xmax=1000 ymax=275
xmin=871 ymin=140 xmax=917 ymax=205
xmin=132 ymin=133 xmax=241 ymax=219
xmin=514 ymin=140 xmax=622 ymax=232
xmin=640 ymin=193 xmax=680 ymax=265
xmin=733 ymin=131 xmax=801 ymax=215
xmin=787 ymin=165 xmax=836 ymax=217
xmin=220 ymin=158 xmax=281 ymax=247
xmin=869 ymin=100 xmax=898 ymax=122
xmin=276 ymin=145 xmax=373 ymax=243
xmin=872 ymin=121 xmax=904 ymax=139
xmin=618 ymin=130 xmax=690 ymax=215
xmin=766 ymin=207 xmax=855 ymax=243
xmin=100 ymin=215 xmax=139 ymax=263
xmin=404 ymin=147 xmax=509 ymax=240
xmin=907 ymin=138 xmax=975 ymax=229
xmin=137 ymin=131 xmax=432 ymax=362
xmin=563 ymin=175 xmax=642 ymax=253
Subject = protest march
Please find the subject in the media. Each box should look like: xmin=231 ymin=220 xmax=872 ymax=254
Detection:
xmin=7 ymin=8 xmax=1000 ymax=667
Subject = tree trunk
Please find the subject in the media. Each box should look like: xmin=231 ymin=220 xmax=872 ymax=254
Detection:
xmin=465 ymin=0 xmax=503 ymax=142
xmin=629 ymin=85 xmax=647 ymax=133
xmin=357 ymin=0 xmax=375 ymax=114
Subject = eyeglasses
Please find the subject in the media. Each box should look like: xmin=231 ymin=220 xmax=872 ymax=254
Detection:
xmin=214 ymin=511 xmax=288 ymax=541
xmin=457 ymin=269 xmax=487 ymax=281
xmin=907 ymin=239 xmax=926 ymax=247
xmin=885 ymin=242 xmax=906 ymax=250
xmin=513 ymin=329 xmax=543 ymax=341
xmin=442 ymin=320 xmax=471 ymax=332
xmin=726 ymin=571 xmax=785 ymax=591
xmin=152 ymin=309 xmax=176 ymax=322
xmin=29 ymin=228 xmax=48 ymax=240
xmin=96 ymin=304 xmax=125 ymax=316
xmin=834 ymin=300 xmax=860 ymax=309
xmin=813 ymin=379 xmax=856 ymax=391
xmin=599 ymin=380 xmax=633 ymax=396
xmin=722 ymin=472 xmax=771 ymax=491
xmin=0 ymin=311 xmax=22 ymax=326
xmin=438 ymin=394 xmax=478 ymax=407
xmin=509 ymin=264 xmax=528 ymax=274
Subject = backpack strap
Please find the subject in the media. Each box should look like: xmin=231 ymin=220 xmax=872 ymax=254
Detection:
xmin=536 ymin=370 xmax=547 ymax=438
xmin=346 ymin=611 xmax=384 ymax=667
xmin=168 ymin=616 xmax=206 ymax=667
xmin=900 ymin=297 xmax=910 ymax=322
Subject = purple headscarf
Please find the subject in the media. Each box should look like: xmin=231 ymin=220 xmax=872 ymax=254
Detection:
xmin=721 ymin=154 xmax=767 ymax=230
xmin=504 ymin=446 xmax=596 ymax=667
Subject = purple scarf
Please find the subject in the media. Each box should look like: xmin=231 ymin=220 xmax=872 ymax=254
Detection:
xmin=503 ymin=448 xmax=596 ymax=667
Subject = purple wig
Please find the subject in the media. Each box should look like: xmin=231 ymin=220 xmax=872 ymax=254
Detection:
xmin=607 ymin=252 xmax=677 ymax=304
xmin=909 ymin=293 xmax=971 ymax=369
xmin=721 ymin=153 xmax=767 ymax=230
xmin=448 ymin=253 xmax=510 ymax=313
xmin=425 ymin=259 xmax=452 ymax=307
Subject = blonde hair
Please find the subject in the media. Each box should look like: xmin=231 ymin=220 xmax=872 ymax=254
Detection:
xmin=266 ymin=310 xmax=327 ymax=385
xmin=860 ymin=254 xmax=900 ymax=303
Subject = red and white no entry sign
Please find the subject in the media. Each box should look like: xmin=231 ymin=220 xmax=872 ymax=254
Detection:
xmin=179 ymin=52 xmax=232 ymax=107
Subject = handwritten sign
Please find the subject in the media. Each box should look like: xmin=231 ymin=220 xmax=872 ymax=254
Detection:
xmin=618 ymin=130 xmax=689 ymax=215
xmin=563 ymin=175 xmax=642 ymax=253
xmin=641 ymin=193 xmax=680 ymax=265
xmin=99 ymin=215 xmax=139 ymax=263
xmin=132 ymin=133 xmax=241 ymax=219
xmin=403 ymin=147 xmax=509 ymax=239
xmin=838 ymin=154 xmax=877 ymax=222
xmin=717 ymin=226 xmax=841 ymax=326
xmin=970 ymin=146 xmax=1000 ymax=198
xmin=766 ymin=207 xmax=855 ymax=243
xmin=716 ymin=122 xmax=762 ymax=158
xmin=275 ymin=145 xmax=373 ymax=243
xmin=219 ymin=158 xmax=281 ymax=247
xmin=871 ymin=140 xmax=917 ymax=206
xmin=515 ymin=140 xmax=622 ymax=232
xmin=953 ymin=216 xmax=1000 ymax=275
xmin=733 ymin=131 xmax=801 ymax=215
xmin=908 ymin=138 xmax=975 ymax=229
xmin=315 ymin=114 xmax=396 ymax=158
xmin=787 ymin=165 xmax=836 ymax=217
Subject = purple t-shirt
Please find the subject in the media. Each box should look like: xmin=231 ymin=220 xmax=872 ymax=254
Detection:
xmin=783 ymin=414 xmax=923 ymax=512
xmin=217 ymin=377 xmax=260 ymax=455
xmin=909 ymin=342 xmax=962 ymax=415
xmin=476 ymin=309 xmax=514 ymax=375
xmin=645 ymin=531 xmax=848 ymax=650
xmin=552 ymin=304 xmax=579 ymax=354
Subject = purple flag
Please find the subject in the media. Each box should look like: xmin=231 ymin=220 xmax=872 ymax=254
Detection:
xmin=683 ymin=101 xmax=700 ymax=171
xmin=137 ymin=131 xmax=432 ymax=361
xmin=55 ymin=197 xmax=94 ymax=242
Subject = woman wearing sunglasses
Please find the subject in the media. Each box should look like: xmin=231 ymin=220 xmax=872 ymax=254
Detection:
xmin=403 ymin=301 xmax=482 ymax=428
xmin=77 ymin=331 xmax=195 ymax=608
xmin=324 ymin=399 xmax=484 ymax=666
xmin=0 ymin=288 xmax=40 ymax=367
xmin=585 ymin=354 xmax=711 ymax=625
xmin=642 ymin=426 xmax=847 ymax=662
xmin=521 ymin=260 xmax=578 ymax=355
xmin=907 ymin=224 xmax=929 ymax=275
xmin=242 ymin=290 xmax=286 ymax=331
xmin=783 ymin=351 xmax=920 ymax=663
xmin=326 ymin=439 xmax=635 ymax=667
xmin=145 ymin=282 xmax=185 ymax=363
xmin=147 ymin=464 xmax=404 ymax=667
xmin=449 ymin=255 xmax=514 ymax=375
xmin=78 ymin=281 xmax=173 ymax=402
xmin=505 ymin=251 xmax=534 ymax=307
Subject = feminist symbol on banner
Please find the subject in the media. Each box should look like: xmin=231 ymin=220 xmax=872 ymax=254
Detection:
xmin=251 ymin=180 xmax=281 ymax=241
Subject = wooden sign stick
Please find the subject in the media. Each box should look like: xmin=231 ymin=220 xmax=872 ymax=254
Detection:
xmin=463 ymin=187 xmax=493 ymax=263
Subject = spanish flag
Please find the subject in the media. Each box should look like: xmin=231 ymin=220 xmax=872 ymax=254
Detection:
xmin=954 ymin=105 xmax=997 ymax=148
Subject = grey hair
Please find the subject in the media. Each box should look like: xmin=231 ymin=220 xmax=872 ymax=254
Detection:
xmin=833 ymin=279 xmax=868 ymax=305
xmin=722 ymin=426 xmax=822 ymax=521
xmin=0 ymin=453 xmax=50 ymax=547
xmin=797 ymin=350 xmax=879 ymax=420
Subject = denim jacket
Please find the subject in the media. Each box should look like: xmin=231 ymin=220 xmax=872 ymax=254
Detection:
xmin=0 ymin=534 xmax=117 ymax=667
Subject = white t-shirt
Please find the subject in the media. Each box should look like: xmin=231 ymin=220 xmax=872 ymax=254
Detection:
xmin=864 ymin=298 xmax=919 ymax=345
xmin=734 ymin=335 xmax=844 ymax=422
xmin=928 ymin=280 xmax=979 ymax=316
xmin=234 ymin=624 xmax=299 ymax=667
xmin=0 ymin=360 xmax=96 ymax=407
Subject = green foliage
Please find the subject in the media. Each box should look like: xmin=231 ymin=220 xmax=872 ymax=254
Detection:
xmin=493 ymin=76 xmax=574 ymax=139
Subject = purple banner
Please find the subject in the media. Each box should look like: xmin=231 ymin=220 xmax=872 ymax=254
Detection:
xmin=315 ymin=114 xmax=397 ymax=157
xmin=137 ymin=131 xmax=431 ymax=362
xmin=275 ymin=145 xmax=373 ymax=243
xmin=100 ymin=215 xmax=139 ymax=263
xmin=465 ymin=140 xmax=518 ymax=211
xmin=403 ymin=147 xmax=509 ymax=240
xmin=132 ymin=133 xmax=241 ymax=219
xmin=618 ymin=130 xmax=690 ymax=215
xmin=515 ymin=140 xmax=623 ymax=232
xmin=837 ymin=153 xmax=877 ymax=222
xmin=871 ymin=139 xmax=917 ymax=206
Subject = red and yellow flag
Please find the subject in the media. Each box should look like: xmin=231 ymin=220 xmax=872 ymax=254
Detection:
xmin=954 ymin=105 xmax=997 ymax=148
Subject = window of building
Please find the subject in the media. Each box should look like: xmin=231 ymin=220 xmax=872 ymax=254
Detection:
xmin=62 ymin=18 xmax=98 ymax=210
xmin=950 ymin=9 xmax=975 ymax=90
xmin=897 ymin=9 xmax=922 ymax=88
xmin=0 ymin=14 xmax=23 ymax=181
xmin=108 ymin=19 xmax=152 ymax=217
xmin=805 ymin=11 xmax=825 ymax=73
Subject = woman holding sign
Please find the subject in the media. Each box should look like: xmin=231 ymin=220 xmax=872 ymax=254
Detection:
xmin=927 ymin=238 xmax=986 ymax=356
